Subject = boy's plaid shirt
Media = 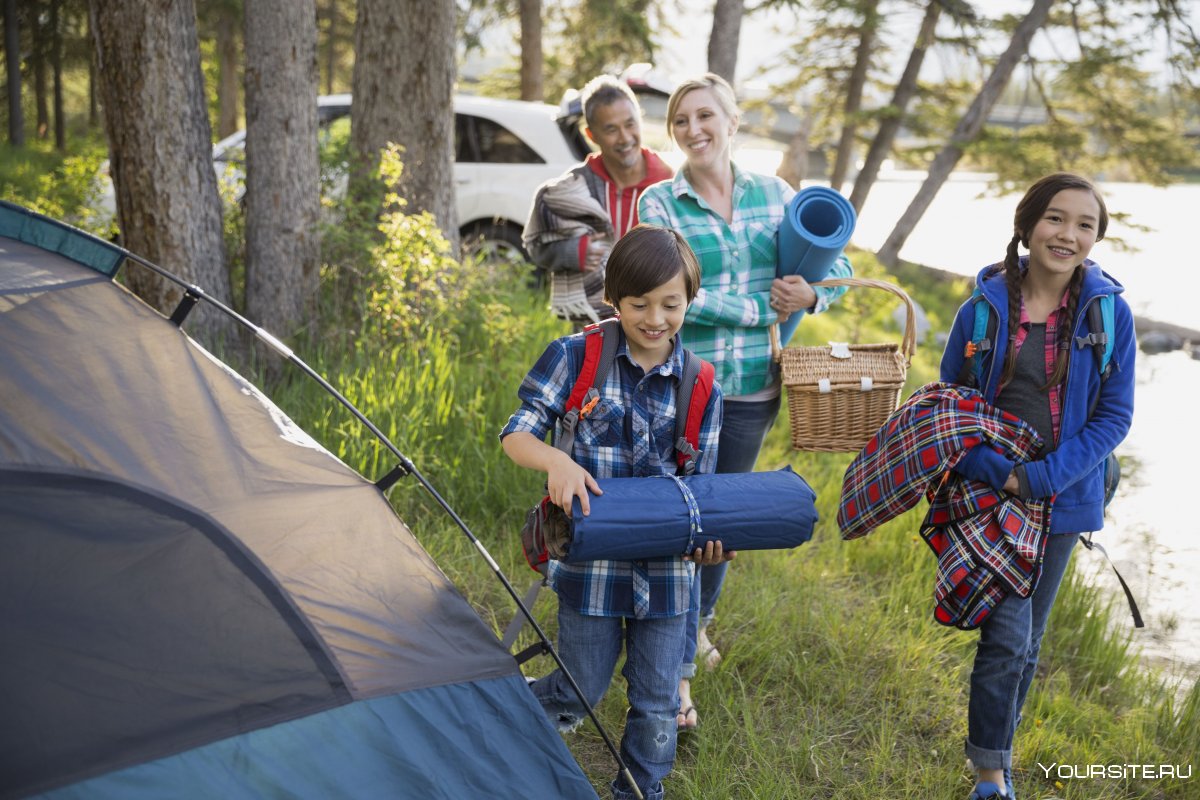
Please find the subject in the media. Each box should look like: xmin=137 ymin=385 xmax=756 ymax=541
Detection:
xmin=837 ymin=383 xmax=1050 ymax=629
xmin=639 ymin=165 xmax=852 ymax=397
xmin=501 ymin=332 xmax=722 ymax=619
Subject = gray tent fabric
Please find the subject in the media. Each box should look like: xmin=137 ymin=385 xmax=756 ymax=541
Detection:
xmin=1 ymin=471 xmax=351 ymax=792
xmin=0 ymin=239 xmax=515 ymax=696
xmin=0 ymin=215 xmax=597 ymax=799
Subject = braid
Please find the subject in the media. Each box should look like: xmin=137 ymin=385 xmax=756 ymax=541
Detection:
xmin=997 ymin=235 xmax=1024 ymax=390
xmin=1043 ymin=264 xmax=1084 ymax=389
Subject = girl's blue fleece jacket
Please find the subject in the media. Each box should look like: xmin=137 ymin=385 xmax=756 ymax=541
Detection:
xmin=939 ymin=260 xmax=1136 ymax=535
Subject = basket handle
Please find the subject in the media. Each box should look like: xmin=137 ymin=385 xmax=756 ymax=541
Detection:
xmin=769 ymin=277 xmax=917 ymax=364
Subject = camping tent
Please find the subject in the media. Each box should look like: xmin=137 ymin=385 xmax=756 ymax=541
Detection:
xmin=0 ymin=202 xmax=597 ymax=799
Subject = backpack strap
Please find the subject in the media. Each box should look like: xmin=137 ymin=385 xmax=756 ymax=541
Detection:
xmin=674 ymin=351 xmax=715 ymax=476
xmin=1076 ymin=293 xmax=1115 ymax=419
xmin=558 ymin=318 xmax=622 ymax=456
xmin=1072 ymin=292 xmax=1141 ymax=627
xmin=956 ymin=289 xmax=996 ymax=389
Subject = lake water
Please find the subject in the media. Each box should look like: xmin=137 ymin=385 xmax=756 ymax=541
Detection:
xmin=845 ymin=172 xmax=1200 ymax=683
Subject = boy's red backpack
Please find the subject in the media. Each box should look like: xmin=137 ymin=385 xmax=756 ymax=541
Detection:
xmin=519 ymin=317 xmax=716 ymax=574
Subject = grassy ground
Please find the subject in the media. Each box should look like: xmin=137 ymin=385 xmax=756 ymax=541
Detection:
xmin=269 ymin=251 xmax=1197 ymax=800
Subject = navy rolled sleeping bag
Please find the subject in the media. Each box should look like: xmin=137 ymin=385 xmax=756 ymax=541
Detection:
xmin=776 ymin=186 xmax=856 ymax=345
xmin=550 ymin=467 xmax=819 ymax=563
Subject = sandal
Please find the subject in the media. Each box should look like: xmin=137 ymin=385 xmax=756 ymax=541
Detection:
xmin=697 ymin=626 xmax=721 ymax=670
xmin=676 ymin=705 xmax=699 ymax=732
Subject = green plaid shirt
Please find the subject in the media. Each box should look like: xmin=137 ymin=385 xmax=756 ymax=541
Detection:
xmin=639 ymin=165 xmax=852 ymax=396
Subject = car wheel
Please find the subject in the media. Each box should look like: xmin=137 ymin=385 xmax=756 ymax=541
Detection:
xmin=460 ymin=221 xmax=543 ymax=287
xmin=461 ymin=220 xmax=525 ymax=258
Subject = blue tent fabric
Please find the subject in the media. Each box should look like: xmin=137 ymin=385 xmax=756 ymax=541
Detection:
xmin=0 ymin=201 xmax=125 ymax=277
xmin=35 ymin=677 xmax=597 ymax=800
xmin=776 ymin=187 xmax=856 ymax=345
xmin=558 ymin=467 xmax=818 ymax=563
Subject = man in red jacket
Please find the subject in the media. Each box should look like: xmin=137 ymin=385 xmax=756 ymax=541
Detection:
xmin=523 ymin=75 xmax=675 ymax=325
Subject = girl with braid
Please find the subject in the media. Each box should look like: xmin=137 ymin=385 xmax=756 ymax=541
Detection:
xmin=939 ymin=173 xmax=1136 ymax=800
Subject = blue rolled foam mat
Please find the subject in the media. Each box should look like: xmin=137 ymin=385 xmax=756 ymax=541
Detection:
xmin=557 ymin=467 xmax=818 ymax=563
xmin=776 ymin=186 xmax=856 ymax=345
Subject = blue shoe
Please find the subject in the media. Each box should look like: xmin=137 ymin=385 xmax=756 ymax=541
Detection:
xmin=1004 ymin=766 xmax=1016 ymax=800
xmin=968 ymin=782 xmax=1008 ymax=799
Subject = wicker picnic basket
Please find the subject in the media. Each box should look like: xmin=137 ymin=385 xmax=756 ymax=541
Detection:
xmin=772 ymin=277 xmax=916 ymax=453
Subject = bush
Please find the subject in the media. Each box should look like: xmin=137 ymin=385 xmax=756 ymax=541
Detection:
xmin=0 ymin=139 xmax=117 ymax=239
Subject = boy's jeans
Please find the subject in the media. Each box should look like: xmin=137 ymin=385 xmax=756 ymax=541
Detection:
xmin=532 ymin=603 xmax=687 ymax=800
xmin=966 ymin=533 xmax=1078 ymax=770
xmin=682 ymin=394 xmax=780 ymax=677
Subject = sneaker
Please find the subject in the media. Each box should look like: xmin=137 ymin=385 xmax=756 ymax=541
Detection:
xmin=968 ymin=782 xmax=1008 ymax=799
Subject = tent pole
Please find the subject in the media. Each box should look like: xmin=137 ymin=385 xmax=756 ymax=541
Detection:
xmin=119 ymin=250 xmax=645 ymax=800
xmin=398 ymin=464 xmax=644 ymax=800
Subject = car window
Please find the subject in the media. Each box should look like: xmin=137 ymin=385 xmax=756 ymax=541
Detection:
xmin=455 ymin=114 xmax=544 ymax=164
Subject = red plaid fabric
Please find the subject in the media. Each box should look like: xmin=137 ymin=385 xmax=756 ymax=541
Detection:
xmin=837 ymin=382 xmax=1051 ymax=629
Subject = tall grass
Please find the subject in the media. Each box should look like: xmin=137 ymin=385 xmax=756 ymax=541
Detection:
xmin=266 ymin=240 xmax=1196 ymax=799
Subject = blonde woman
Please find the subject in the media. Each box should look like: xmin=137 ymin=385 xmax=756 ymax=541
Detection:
xmin=639 ymin=73 xmax=851 ymax=731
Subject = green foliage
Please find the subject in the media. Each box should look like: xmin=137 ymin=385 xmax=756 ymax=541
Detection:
xmin=545 ymin=0 xmax=668 ymax=103
xmin=316 ymin=144 xmax=478 ymax=342
xmin=963 ymin=3 xmax=1199 ymax=185
xmin=0 ymin=137 xmax=117 ymax=239
xmin=464 ymin=0 xmax=676 ymax=102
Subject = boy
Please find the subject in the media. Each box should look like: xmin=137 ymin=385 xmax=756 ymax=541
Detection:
xmin=501 ymin=225 xmax=728 ymax=800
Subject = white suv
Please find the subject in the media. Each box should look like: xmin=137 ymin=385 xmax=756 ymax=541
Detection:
xmin=100 ymin=93 xmax=591 ymax=258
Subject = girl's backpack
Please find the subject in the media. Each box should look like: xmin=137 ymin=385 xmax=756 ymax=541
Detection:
xmin=957 ymin=289 xmax=1141 ymax=627
xmin=957 ymin=289 xmax=1119 ymax=506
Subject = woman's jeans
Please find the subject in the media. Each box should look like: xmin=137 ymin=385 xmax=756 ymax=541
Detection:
xmin=532 ymin=603 xmax=687 ymax=800
xmin=966 ymin=532 xmax=1078 ymax=770
xmin=681 ymin=394 xmax=780 ymax=678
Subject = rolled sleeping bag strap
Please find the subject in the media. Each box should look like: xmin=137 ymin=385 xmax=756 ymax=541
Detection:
xmin=662 ymin=474 xmax=703 ymax=555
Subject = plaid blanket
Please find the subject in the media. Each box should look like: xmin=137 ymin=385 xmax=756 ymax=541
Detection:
xmin=837 ymin=382 xmax=1051 ymax=629
xmin=522 ymin=172 xmax=612 ymax=324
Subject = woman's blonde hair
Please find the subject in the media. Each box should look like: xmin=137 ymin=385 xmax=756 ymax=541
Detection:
xmin=665 ymin=72 xmax=740 ymax=144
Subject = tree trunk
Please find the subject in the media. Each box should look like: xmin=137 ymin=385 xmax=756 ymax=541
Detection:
xmin=87 ymin=7 xmax=98 ymax=127
xmin=322 ymin=0 xmax=335 ymax=94
xmin=518 ymin=0 xmax=542 ymax=102
xmin=50 ymin=0 xmax=63 ymax=150
xmin=877 ymin=0 xmax=1054 ymax=267
xmin=848 ymin=0 xmax=940 ymax=213
xmin=215 ymin=3 xmax=239 ymax=138
xmin=829 ymin=0 xmax=879 ymax=192
xmin=351 ymin=0 xmax=458 ymax=252
xmin=707 ymin=0 xmax=743 ymax=82
xmin=90 ymin=0 xmax=233 ymax=344
xmin=32 ymin=6 xmax=48 ymax=140
xmin=4 ymin=0 xmax=23 ymax=145
xmin=776 ymin=108 xmax=811 ymax=189
xmin=242 ymin=0 xmax=320 ymax=344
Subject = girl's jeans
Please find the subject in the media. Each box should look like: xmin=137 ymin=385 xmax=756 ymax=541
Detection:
xmin=681 ymin=394 xmax=780 ymax=678
xmin=966 ymin=532 xmax=1078 ymax=770
xmin=532 ymin=602 xmax=687 ymax=800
